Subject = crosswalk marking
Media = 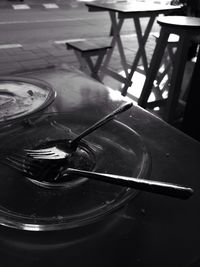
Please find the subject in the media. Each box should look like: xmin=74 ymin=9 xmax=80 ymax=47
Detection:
xmin=12 ymin=4 xmax=30 ymax=10
xmin=43 ymin=3 xmax=59 ymax=9
xmin=0 ymin=44 xmax=22 ymax=49
xmin=77 ymin=0 xmax=94 ymax=2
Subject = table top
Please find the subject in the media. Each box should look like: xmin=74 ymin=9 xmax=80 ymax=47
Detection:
xmin=157 ymin=15 xmax=200 ymax=28
xmin=0 ymin=65 xmax=200 ymax=267
xmin=86 ymin=1 xmax=183 ymax=15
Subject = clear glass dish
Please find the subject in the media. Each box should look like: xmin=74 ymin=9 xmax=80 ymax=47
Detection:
xmin=0 ymin=112 xmax=151 ymax=231
xmin=0 ymin=77 xmax=56 ymax=124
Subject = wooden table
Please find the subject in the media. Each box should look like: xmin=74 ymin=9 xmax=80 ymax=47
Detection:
xmin=0 ymin=65 xmax=200 ymax=267
xmin=86 ymin=2 xmax=183 ymax=96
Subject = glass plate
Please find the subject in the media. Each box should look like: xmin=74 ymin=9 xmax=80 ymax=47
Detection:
xmin=0 ymin=112 xmax=151 ymax=231
xmin=0 ymin=77 xmax=56 ymax=124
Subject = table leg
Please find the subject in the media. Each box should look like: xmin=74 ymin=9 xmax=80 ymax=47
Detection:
xmin=137 ymin=28 xmax=169 ymax=107
xmin=121 ymin=16 xmax=155 ymax=96
xmin=134 ymin=16 xmax=151 ymax=72
xmin=100 ymin=11 xmax=129 ymax=80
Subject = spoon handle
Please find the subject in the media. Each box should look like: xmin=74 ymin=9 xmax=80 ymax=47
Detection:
xmin=66 ymin=168 xmax=194 ymax=200
xmin=70 ymin=102 xmax=133 ymax=145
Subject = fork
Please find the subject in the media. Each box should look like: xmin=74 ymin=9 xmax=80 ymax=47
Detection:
xmin=2 ymin=154 xmax=40 ymax=178
xmin=1 ymin=153 xmax=56 ymax=181
xmin=1 ymin=154 xmax=194 ymax=199
xmin=24 ymin=102 xmax=133 ymax=160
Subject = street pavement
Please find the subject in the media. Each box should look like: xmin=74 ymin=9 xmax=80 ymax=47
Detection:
xmin=0 ymin=0 xmax=85 ymax=9
xmin=0 ymin=0 xmax=156 ymax=94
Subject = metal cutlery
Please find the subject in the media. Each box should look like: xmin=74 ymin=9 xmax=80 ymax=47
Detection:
xmin=1 ymin=155 xmax=194 ymax=199
xmin=24 ymin=102 xmax=133 ymax=160
xmin=2 ymin=153 xmax=53 ymax=180
xmin=65 ymin=168 xmax=194 ymax=199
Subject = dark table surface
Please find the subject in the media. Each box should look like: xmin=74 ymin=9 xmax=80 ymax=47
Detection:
xmin=0 ymin=65 xmax=200 ymax=267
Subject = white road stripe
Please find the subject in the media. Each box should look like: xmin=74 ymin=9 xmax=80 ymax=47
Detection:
xmin=77 ymin=0 xmax=95 ymax=1
xmin=12 ymin=4 xmax=30 ymax=10
xmin=0 ymin=44 xmax=22 ymax=49
xmin=43 ymin=3 xmax=59 ymax=9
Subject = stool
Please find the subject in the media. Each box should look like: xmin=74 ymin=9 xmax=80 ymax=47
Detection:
xmin=138 ymin=16 xmax=200 ymax=124
xmin=66 ymin=38 xmax=112 ymax=82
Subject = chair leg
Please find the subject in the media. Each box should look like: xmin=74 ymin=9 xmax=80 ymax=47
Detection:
xmin=84 ymin=51 xmax=107 ymax=82
xmin=138 ymin=29 xmax=169 ymax=108
xmin=74 ymin=50 xmax=90 ymax=75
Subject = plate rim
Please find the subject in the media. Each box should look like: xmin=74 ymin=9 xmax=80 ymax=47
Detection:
xmin=0 ymin=112 xmax=151 ymax=231
xmin=0 ymin=76 xmax=56 ymax=124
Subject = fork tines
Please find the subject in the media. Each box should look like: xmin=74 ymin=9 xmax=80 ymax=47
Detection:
xmin=1 ymin=153 xmax=43 ymax=179
xmin=24 ymin=146 xmax=69 ymax=160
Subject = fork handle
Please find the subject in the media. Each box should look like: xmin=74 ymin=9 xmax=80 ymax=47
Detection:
xmin=66 ymin=168 xmax=194 ymax=200
xmin=70 ymin=102 xmax=133 ymax=146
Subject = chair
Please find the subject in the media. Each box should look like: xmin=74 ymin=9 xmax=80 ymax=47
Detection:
xmin=66 ymin=38 xmax=112 ymax=82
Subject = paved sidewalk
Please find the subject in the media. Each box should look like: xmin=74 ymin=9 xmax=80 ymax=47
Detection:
xmin=0 ymin=34 xmax=156 ymax=78
xmin=0 ymin=0 xmax=156 ymax=93
xmin=0 ymin=41 xmax=80 ymax=76
xmin=0 ymin=34 xmax=156 ymax=103
xmin=0 ymin=0 xmax=172 ymax=78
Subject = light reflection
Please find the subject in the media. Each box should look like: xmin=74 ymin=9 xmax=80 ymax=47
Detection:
xmin=118 ymin=69 xmax=156 ymax=103
xmin=106 ymin=84 xmax=135 ymax=103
